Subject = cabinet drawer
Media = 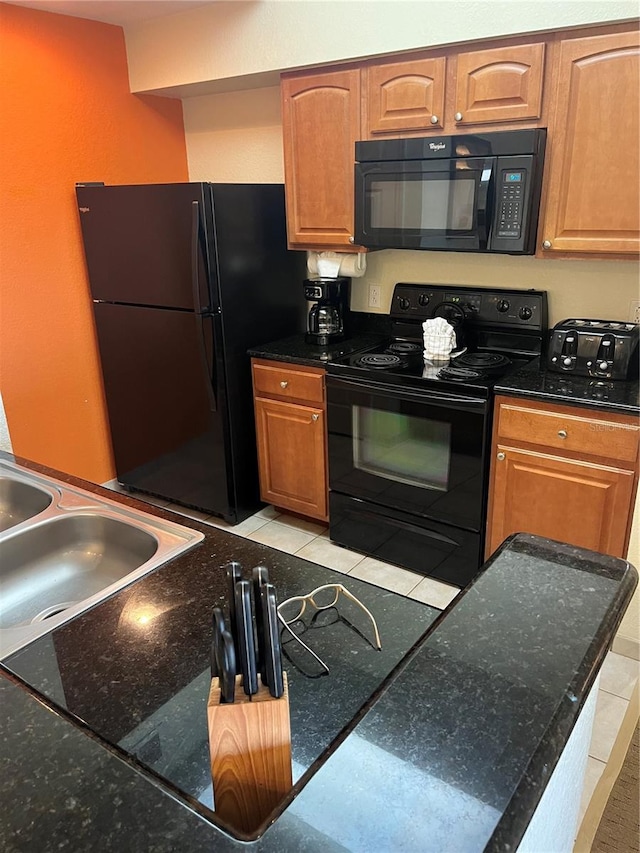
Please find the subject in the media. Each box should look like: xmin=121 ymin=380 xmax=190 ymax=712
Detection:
xmin=497 ymin=402 xmax=640 ymax=463
xmin=252 ymin=362 xmax=325 ymax=404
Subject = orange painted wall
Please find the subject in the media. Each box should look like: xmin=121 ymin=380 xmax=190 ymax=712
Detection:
xmin=0 ymin=3 xmax=189 ymax=483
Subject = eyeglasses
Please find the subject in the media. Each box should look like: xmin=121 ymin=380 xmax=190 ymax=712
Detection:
xmin=277 ymin=583 xmax=381 ymax=675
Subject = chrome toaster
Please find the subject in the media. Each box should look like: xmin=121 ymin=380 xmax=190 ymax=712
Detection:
xmin=547 ymin=319 xmax=639 ymax=380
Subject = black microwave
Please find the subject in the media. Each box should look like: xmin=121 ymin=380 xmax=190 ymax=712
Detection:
xmin=354 ymin=129 xmax=546 ymax=254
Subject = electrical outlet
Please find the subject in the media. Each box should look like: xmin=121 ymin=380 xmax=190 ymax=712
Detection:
xmin=368 ymin=284 xmax=382 ymax=309
xmin=629 ymin=300 xmax=640 ymax=324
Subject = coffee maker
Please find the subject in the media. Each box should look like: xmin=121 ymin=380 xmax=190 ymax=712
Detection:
xmin=304 ymin=277 xmax=350 ymax=346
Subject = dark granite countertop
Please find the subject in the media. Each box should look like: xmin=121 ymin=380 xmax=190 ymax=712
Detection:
xmin=247 ymin=311 xmax=391 ymax=368
xmin=248 ymin=332 xmax=385 ymax=368
xmin=1 ymin=454 xmax=637 ymax=852
xmin=495 ymin=358 xmax=640 ymax=415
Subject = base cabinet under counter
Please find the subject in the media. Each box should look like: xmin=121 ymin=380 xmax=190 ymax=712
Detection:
xmin=251 ymin=358 xmax=328 ymax=522
xmin=486 ymin=395 xmax=640 ymax=559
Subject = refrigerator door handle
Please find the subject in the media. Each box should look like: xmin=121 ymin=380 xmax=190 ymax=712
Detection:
xmin=191 ymin=201 xmax=211 ymax=315
xmin=197 ymin=313 xmax=218 ymax=413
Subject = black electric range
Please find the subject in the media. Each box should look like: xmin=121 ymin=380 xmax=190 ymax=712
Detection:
xmin=325 ymin=283 xmax=548 ymax=588
xmin=328 ymin=283 xmax=548 ymax=398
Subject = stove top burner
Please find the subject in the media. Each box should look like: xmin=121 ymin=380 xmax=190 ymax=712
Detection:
xmin=387 ymin=341 xmax=422 ymax=355
xmin=437 ymin=366 xmax=483 ymax=381
xmin=356 ymin=353 xmax=404 ymax=369
xmin=454 ymin=352 xmax=511 ymax=371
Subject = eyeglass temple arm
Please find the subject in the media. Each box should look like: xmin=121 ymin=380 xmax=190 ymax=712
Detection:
xmin=276 ymin=612 xmax=330 ymax=674
xmin=337 ymin=586 xmax=382 ymax=650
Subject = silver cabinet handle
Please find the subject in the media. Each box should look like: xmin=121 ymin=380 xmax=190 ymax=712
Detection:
xmin=430 ymin=115 xmax=439 ymax=125
xmin=497 ymin=452 xmax=506 ymax=461
xmin=542 ymin=240 xmax=552 ymax=249
xmin=280 ymin=380 xmax=288 ymax=389
xmin=558 ymin=429 xmax=568 ymax=439
xmin=312 ymin=414 xmax=319 ymax=422
xmin=454 ymin=111 xmax=463 ymax=121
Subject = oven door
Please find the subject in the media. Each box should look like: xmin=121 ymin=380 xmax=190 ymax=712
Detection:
xmin=327 ymin=375 xmax=490 ymax=532
xmin=355 ymin=157 xmax=495 ymax=251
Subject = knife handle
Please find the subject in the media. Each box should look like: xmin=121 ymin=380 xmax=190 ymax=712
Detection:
xmin=251 ymin=565 xmax=269 ymax=680
xmin=219 ymin=629 xmax=236 ymax=704
xmin=225 ymin=561 xmax=242 ymax=645
xmin=211 ymin=606 xmax=226 ymax=678
xmin=235 ymin=580 xmax=258 ymax=696
xmin=261 ymin=583 xmax=284 ymax=698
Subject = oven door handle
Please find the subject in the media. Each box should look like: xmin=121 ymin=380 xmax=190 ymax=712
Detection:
xmin=354 ymin=506 xmax=460 ymax=545
xmin=327 ymin=375 xmax=488 ymax=413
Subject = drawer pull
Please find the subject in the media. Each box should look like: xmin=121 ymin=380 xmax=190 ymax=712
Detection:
xmin=280 ymin=380 xmax=288 ymax=389
xmin=312 ymin=414 xmax=319 ymax=422
xmin=558 ymin=429 xmax=568 ymax=439
xmin=497 ymin=452 xmax=505 ymax=461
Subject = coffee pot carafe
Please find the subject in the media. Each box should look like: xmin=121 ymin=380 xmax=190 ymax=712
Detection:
xmin=304 ymin=277 xmax=350 ymax=346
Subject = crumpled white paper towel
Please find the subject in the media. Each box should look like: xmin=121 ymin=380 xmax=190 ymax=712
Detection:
xmin=423 ymin=318 xmax=456 ymax=360
xmin=307 ymin=251 xmax=367 ymax=278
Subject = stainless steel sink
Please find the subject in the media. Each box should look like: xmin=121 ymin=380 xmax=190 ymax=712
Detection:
xmin=0 ymin=476 xmax=53 ymax=532
xmin=0 ymin=459 xmax=204 ymax=659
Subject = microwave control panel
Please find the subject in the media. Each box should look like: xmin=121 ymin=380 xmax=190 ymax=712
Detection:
xmin=490 ymin=154 xmax=541 ymax=254
xmin=497 ymin=170 xmax=525 ymax=239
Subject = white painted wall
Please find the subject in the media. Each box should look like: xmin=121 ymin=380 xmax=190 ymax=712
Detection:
xmin=0 ymin=392 xmax=13 ymax=453
xmin=125 ymin=0 xmax=638 ymax=95
xmin=184 ymin=86 xmax=284 ymax=183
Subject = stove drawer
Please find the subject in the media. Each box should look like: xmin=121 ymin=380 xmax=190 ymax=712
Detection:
xmin=496 ymin=398 xmax=640 ymax=463
xmin=252 ymin=360 xmax=325 ymax=404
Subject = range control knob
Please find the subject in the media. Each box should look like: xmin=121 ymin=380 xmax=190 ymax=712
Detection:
xmin=418 ymin=293 xmax=430 ymax=306
xmin=518 ymin=306 xmax=533 ymax=320
xmin=398 ymin=297 xmax=410 ymax=310
xmin=496 ymin=299 xmax=510 ymax=313
xmin=599 ymin=361 xmax=609 ymax=371
xmin=563 ymin=357 xmax=573 ymax=367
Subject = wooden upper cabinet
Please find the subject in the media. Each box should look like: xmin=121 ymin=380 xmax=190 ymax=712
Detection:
xmin=540 ymin=30 xmax=640 ymax=255
xmin=281 ymin=69 xmax=361 ymax=250
xmin=454 ymin=44 xmax=545 ymax=125
xmin=363 ymin=57 xmax=446 ymax=135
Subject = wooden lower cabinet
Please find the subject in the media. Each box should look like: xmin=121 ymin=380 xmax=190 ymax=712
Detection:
xmin=486 ymin=396 xmax=639 ymax=559
xmin=252 ymin=359 xmax=328 ymax=522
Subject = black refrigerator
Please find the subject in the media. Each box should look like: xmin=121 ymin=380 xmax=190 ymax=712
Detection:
xmin=76 ymin=182 xmax=307 ymax=524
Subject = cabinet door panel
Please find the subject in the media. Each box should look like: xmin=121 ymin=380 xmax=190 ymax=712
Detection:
xmin=255 ymin=397 xmax=327 ymax=520
xmin=455 ymin=44 xmax=545 ymax=125
xmin=364 ymin=58 xmax=446 ymax=135
xmin=282 ymin=70 xmax=361 ymax=249
xmin=541 ymin=31 xmax=640 ymax=254
xmin=488 ymin=446 xmax=635 ymax=557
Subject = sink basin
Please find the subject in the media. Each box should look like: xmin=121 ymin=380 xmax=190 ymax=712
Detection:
xmin=0 ymin=476 xmax=53 ymax=532
xmin=0 ymin=515 xmax=160 ymax=629
xmin=0 ymin=458 xmax=204 ymax=658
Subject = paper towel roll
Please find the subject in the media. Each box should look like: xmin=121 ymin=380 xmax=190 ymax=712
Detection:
xmin=307 ymin=251 xmax=367 ymax=278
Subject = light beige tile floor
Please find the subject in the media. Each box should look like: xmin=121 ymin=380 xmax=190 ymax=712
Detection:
xmin=111 ymin=486 xmax=640 ymax=837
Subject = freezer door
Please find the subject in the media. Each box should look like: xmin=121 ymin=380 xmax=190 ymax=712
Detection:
xmin=77 ymin=183 xmax=211 ymax=309
xmin=93 ymin=302 xmax=237 ymax=518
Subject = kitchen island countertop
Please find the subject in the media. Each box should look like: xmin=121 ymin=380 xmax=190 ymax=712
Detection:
xmin=0 ymin=454 xmax=637 ymax=853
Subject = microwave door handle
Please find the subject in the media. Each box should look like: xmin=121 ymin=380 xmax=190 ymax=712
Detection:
xmin=476 ymin=160 xmax=494 ymax=249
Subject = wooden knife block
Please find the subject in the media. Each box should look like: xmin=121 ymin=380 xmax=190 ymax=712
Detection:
xmin=207 ymin=672 xmax=292 ymax=834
